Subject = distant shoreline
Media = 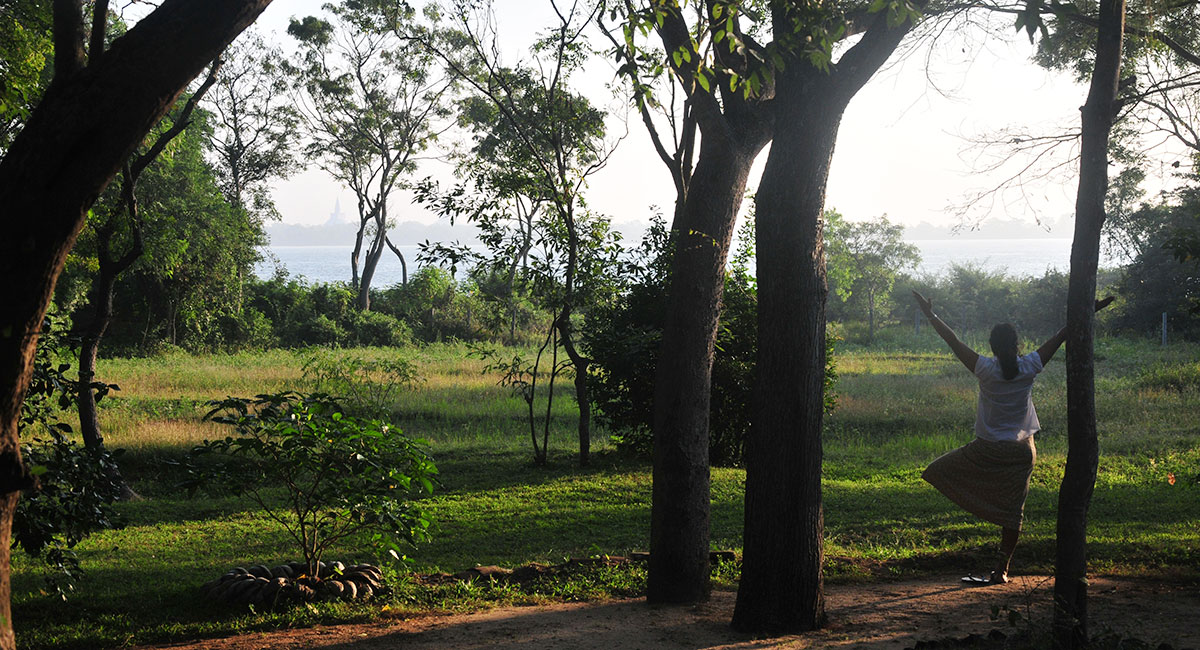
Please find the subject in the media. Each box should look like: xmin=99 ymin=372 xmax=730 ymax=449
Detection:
xmin=256 ymin=236 xmax=1122 ymax=285
xmin=265 ymin=216 xmax=1078 ymax=248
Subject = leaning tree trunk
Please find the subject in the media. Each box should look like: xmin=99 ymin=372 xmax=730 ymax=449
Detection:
xmin=77 ymin=254 xmax=130 ymax=450
xmin=732 ymin=9 xmax=918 ymax=632
xmin=0 ymin=2 xmax=272 ymax=647
xmin=357 ymin=226 xmax=388 ymax=311
xmin=77 ymin=257 xmax=141 ymax=502
xmin=1055 ymin=0 xmax=1124 ymax=647
xmin=384 ymin=236 xmax=408 ymax=286
xmin=649 ymin=126 xmax=768 ymax=604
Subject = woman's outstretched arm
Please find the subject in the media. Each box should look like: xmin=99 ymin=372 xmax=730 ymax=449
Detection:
xmin=912 ymin=290 xmax=979 ymax=372
xmin=1038 ymin=296 xmax=1116 ymax=365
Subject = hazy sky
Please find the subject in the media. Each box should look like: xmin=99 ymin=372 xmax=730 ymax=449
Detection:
xmin=248 ymin=0 xmax=1168 ymax=235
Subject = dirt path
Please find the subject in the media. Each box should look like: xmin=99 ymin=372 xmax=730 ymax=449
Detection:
xmin=144 ymin=575 xmax=1199 ymax=650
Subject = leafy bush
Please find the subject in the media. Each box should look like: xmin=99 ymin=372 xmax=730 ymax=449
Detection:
xmin=348 ymin=310 xmax=412 ymax=347
xmin=217 ymin=306 xmax=276 ymax=349
xmin=17 ymin=431 xmax=125 ymax=599
xmin=296 ymin=313 xmax=345 ymax=347
xmin=17 ymin=315 xmax=124 ymax=598
xmin=375 ymin=267 xmax=495 ymax=342
xmin=586 ymin=216 xmax=838 ymax=466
xmin=184 ymin=392 xmax=437 ymax=575
xmin=302 ymin=351 xmax=423 ymax=419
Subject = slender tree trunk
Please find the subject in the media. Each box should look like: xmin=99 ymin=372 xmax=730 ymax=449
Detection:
xmin=0 ymin=3 xmax=273 ymax=646
xmin=867 ymin=294 xmax=876 ymax=343
xmin=77 ymin=214 xmax=144 ymax=501
xmin=77 ymin=276 xmax=140 ymax=501
xmin=733 ymin=77 xmax=842 ymax=633
xmin=351 ymin=199 xmax=368 ymax=290
xmin=556 ymin=310 xmax=590 ymax=467
xmin=574 ymin=361 xmax=590 ymax=465
xmin=555 ymin=204 xmax=592 ymax=467
xmin=357 ymin=228 xmax=387 ymax=310
xmin=1055 ymin=0 xmax=1124 ymax=647
xmin=384 ymin=236 xmax=408 ymax=286
xmin=77 ymin=266 xmax=119 ymax=449
xmin=649 ymin=127 xmax=768 ymax=604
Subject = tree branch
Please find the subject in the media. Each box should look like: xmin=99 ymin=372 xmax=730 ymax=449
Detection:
xmin=1057 ymin=7 xmax=1200 ymax=67
xmin=88 ymin=0 xmax=110 ymax=66
xmin=52 ymin=0 xmax=86 ymax=79
xmin=131 ymin=56 xmax=224 ymax=180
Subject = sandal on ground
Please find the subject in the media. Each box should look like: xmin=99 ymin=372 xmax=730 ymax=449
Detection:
xmin=961 ymin=571 xmax=1008 ymax=586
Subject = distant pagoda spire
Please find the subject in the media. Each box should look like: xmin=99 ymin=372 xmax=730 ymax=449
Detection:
xmin=325 ymin=197 xmax=344 ymax=226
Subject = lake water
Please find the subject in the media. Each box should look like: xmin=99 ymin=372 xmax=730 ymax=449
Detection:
xmin=255 ymin=239 xmax=1122 ymax=286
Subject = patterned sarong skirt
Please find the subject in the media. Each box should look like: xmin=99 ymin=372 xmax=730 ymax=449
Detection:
xmin=922 ymin=436 xmax=1036 ymax=530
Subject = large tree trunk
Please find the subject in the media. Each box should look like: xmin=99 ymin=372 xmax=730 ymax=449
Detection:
xmin=649 ymin=127 xmax=768 ymax=604
xmin=732 ymin=75 xmax=841 ymax=633
xmin=0 ymin=2 xmax=272 ymax=647
xmin=1054 ymin=0 xmax=1124 ymax=647
xmin=732 ymin=9 xmax=917 ymax=632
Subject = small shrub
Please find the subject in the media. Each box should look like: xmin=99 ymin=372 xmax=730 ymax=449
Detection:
xmin=17 ymin=314 xmax=124 ymax=598
xmin=183 ymin=392 xmax=437 ymax=576
xmin=349 ymin=310 xmax=412 ymax=347
xmin=302 ymin=351 xmax=423 ymax=419
xmin=218 ymin=306 xmax=276 ymax=350
xmin=16 ymin=430 xmax=125 ymax=599
xmin=295 ymin=313 xmax=345 ymax=347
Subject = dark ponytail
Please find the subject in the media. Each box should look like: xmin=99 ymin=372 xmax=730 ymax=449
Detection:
xmin=990 ymin=323 xmax=1019 ymax=380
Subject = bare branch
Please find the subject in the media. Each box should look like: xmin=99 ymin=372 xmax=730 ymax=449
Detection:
xmin=131 ymin=56 xmax=223 ymax=180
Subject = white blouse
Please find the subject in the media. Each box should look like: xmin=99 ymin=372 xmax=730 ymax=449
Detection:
xmin=973 ymin=351 xmax=1044 ymax=442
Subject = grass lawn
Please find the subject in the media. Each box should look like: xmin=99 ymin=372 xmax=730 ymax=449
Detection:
xmin=12 ymin=333 xmax=1200 ymax=649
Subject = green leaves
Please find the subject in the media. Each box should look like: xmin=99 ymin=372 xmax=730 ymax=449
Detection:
xmin=16 ymin=315 xmax=126 ymax=599
xmin=191 ymin=391 xmax=438 ymax=573
xmin=287 ymin=16 xmax=335 ymax=47
xmin=1013 ymin=0 xmax=1050 ymax=44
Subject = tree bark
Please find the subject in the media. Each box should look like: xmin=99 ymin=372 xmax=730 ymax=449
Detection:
xmin=732 ymin=73 xmax=841 ymax=633
xmin=357 ymin=229 xmax=386 ymax=310
xmin=574 ymin=361 xmax=590 ymax=465
xmin=556 ymin=309 xmax=591 ymax=467
xmin=77 ymin=226 xmax=138 ymax=450
xmin=384 ymin=236 xmax=408 ymax=286
xmin=0 ymin=1 xmax=272 ymax=646
xmin=1054 ymin=0 xmax=1124 ymax=647
xmin=867 ymin=296 xmax=876 ymax=343
xmin=649 ymin=126 xmax=768 ymax=604
xmin=732 ymin=7 xmax=919 ymax=631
